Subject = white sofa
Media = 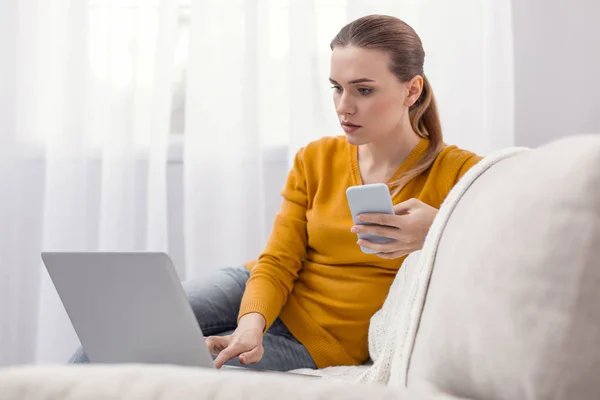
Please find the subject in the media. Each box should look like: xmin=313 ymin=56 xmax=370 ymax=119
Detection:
xmin=1 ymin=134 xmax=599 ymax=400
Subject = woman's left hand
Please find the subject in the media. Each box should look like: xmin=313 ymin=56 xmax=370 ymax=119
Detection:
xmin=351 ymin=198 xmax=438 ymax=259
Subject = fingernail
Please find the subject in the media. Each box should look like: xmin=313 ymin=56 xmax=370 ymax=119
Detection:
xmin=351 ymin=226 xmax=357 ymax=233
xmin=356 ymin=215 xmax=363 ymax=221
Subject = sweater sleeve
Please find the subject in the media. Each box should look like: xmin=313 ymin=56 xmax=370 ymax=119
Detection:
xmin=238 ymin=147 xmax=309 ymax=330
xmin=455 ymin=153 xmax=484 ymax=184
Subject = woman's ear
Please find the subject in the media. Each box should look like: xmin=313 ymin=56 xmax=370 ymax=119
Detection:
xmin=404 ymin=75 xmax=423 ymax=107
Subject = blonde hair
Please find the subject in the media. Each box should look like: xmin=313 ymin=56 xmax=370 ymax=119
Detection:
xmin=331 ymin=15 xmax=444 ymax=197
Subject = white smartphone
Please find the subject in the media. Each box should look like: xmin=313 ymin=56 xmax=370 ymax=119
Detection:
xmin=346 ymin=183 xmax=395 ymax=254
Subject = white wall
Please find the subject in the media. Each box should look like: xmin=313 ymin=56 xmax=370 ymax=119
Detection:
xmin=512 ymin=0 xmax=600 ymax=148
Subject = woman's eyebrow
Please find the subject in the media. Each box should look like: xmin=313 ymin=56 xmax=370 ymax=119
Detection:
xmin=329 ymin=77 xmax=376 ymax=84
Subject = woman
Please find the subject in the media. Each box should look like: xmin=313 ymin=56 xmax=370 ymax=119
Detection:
xmin=71 ymin=14 xmax=482 ymax=371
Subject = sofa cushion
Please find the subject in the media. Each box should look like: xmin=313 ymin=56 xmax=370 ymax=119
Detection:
xmin=0 ymin=364 xmax=442 ymax=400
xmin=407 ymin=134 xmax=600 ymax=400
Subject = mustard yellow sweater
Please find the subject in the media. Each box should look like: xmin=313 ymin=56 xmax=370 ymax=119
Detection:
xmin=239 ymin=136 xmax=481 ymax=368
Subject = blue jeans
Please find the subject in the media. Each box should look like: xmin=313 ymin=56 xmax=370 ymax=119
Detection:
xmin=69 ymin=267 xmax=316 ymax=372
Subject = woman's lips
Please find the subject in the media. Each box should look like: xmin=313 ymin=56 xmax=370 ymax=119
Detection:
xmin=341 ymin=122 xmax=361 ymax=133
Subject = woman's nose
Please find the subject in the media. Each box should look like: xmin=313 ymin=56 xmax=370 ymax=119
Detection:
xmin=336 ymin=94 xmax=356 ymax=116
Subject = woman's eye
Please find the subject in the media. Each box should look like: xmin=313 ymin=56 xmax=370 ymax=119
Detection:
xmin=358 ymin=88 xmax=373 ymax=96
xmin=331 ymin=85 xmax=342 ymax=92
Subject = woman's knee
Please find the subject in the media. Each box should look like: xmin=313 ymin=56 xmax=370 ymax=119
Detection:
xmin=68 ymin=346 xmax=90 ymax=364
xmin=181 ymin=266 xmax=249 ymax=335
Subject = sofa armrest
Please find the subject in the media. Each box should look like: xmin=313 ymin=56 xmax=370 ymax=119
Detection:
xmin=0 ymin=364 xmax=449 ymax=400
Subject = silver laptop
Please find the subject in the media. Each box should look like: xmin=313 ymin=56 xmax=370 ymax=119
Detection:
xmin=42 ymin=251 xmax=310 ymax=375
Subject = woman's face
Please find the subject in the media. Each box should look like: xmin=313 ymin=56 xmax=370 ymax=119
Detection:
xmin=330 ymin=45 xmax=421 ymax=145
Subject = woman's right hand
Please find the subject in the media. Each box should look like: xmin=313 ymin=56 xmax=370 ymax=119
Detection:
xmin=205 ymin=312 xmax=266 ymax=368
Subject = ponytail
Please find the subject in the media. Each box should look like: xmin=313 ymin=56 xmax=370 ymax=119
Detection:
xmin=389 ymin=75 xmax=444 ymax=197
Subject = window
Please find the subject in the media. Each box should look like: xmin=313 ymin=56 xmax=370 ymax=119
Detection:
xmin=90 ymin=0 xmax=390 ymax=141
xmin=170 ymin=1 xmax=190 ymax=136
xmin=167 ymin=0 xmax=351 ymax=140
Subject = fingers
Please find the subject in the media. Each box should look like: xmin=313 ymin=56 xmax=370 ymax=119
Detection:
xmin=214 ymin=342 xmax=246 ymax=369
xmin=355 ymin=199 xmax=434 ymax=259
xmin=357 ymin=199 xmax=424 ymax=225
xmin=205 ymin=336 xmax=230 ymax=355
xmin=238 ymin=345 xmax=264 ymax=365
xmin=357 ymin=235 xmax=415 ymax=255
xmin=211 ymin=335 xmax=263 ymax=369
xmin=356 ymin=212 xmax=402 ymax=228
xmin=351 ymin=223 xmax=400 ymax=239
xmin=393 ymin=198 xmax=419 ymax=215
xmin=357 ymin=238 xmax=412 ymax=255
xmin=376 ymin=250 xmax=410 ymax=259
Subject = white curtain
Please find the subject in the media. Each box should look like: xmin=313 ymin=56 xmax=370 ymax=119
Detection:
xmin=0 ymin=0 xmax=178 ymax=365
xmin=183 ymin=0 xmax=515 ymax=279
xmin=0 ymin=0 xmax=514 ymax=365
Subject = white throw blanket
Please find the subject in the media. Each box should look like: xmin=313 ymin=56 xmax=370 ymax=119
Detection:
xmin=291 ymin=147 xmax=529 ymax=386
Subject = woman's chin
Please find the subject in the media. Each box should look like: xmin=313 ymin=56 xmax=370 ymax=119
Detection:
xmin=344 ymin=132 xmax=368 ymax=146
